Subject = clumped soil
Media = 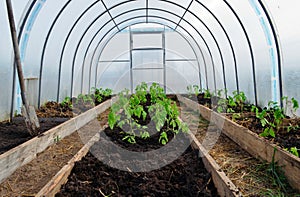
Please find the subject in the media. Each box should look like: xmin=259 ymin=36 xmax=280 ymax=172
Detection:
xmin=0 ymin=96 xmax=111 ymax=155
xmin=227 ymin=113 xmax=300 ymax=151
xmin=57 ymin=94 xmax=219 ymax=196
xmin=56 ymin=132 xmax=218 ymax=197
xmin=0 ymin=117 xmax=68 ymax=154
xmin=0 ymin=109 xmax=110 ymax=196
xmin=185 ymin=94 xmax=300 ymax=154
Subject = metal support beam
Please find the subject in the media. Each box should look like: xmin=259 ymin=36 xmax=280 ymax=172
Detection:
xmin=129 ymin=27 xmax=134 ymax=93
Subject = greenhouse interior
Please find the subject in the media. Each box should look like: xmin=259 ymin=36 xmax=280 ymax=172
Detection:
xmin=0 ymin=0 xmax=300 ymax=196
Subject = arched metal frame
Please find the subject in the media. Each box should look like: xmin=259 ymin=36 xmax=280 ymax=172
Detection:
xmin=71 ymin=6 xmax=217 ymax=99
xmin=88 ymin=9 xmax=217 ymax=94
xmin=10 ymin=0 xmax=283 ymax=118
xmin=89 ymin=14 xmax=211 ymax=92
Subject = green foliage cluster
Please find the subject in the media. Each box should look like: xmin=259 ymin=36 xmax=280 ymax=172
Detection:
xmin=60 ymin=87 xmax=113 ymax=108
xmin=109 ymin=82 xmax=188 ymax=145
xmin=92 ymin=87 xmax=113 ymax=104
xmin=186 ymin=84 xmax=300 ymax=157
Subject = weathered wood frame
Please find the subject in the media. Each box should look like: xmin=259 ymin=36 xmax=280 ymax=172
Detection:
xmin=178 ymin=95 xmax=300 ymax=191
xmin=0 ymin=97 xmax=117 ymax=184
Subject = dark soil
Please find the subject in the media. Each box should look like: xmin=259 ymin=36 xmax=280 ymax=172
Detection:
xmin=184 ymin=94 xmax=300 ymax=155
xmin=37 ymin=95 xmax=112 ymax=118
xmin=56 ymin=131 xmax=219 ymax=197
xmin=0 ymin=96 xmax=111 ymax=155
xmin=0 ymin=117 xmax=68 ymax=155
xmin=57 ymin=94 xmax=219 ymax=196
xmin=227 ymin=113 xmax=300 ymax=151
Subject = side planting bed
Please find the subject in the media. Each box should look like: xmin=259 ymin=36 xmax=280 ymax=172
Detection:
xmin=0 ymin=95 xmax=115 ymax=185
xmin=39 ymin=83 xmax=241 ymax=197
xmin=179 ymin=94 xmax=300 ymax=192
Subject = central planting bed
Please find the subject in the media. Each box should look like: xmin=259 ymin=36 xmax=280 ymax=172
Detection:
xmin=56 ymin=83 xmax=221 ymax=196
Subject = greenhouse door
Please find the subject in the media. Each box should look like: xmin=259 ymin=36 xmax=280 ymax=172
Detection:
xmin=130 ymin=27 xmax=166 ymax=93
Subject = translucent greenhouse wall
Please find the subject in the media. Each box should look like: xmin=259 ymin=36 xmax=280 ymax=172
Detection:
xmin=0 ymin=0 xmax=300 ymax=121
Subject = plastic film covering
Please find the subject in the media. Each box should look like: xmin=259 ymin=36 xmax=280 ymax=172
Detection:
xmin=1 ymin=0 xmax=299 ymax=121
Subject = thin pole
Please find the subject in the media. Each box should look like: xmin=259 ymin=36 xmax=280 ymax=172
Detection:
xmin=6 ymin=0 xmax=39 ymax=135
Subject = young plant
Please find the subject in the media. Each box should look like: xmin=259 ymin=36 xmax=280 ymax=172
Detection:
xmin=233 ymin=90 xmax=247 ymax=112
xmin=216 ymin=98 xmax=227 ymax=113
xmin=61 ymin=96 xmax=73 ymax=108
xmin=108 ymin=90 xmax=148 ymax=144
xmin=282 ymin=96 xmax=299 ymax=117
xmin=203 ymin=89 xmax=211 ymax=99
xmin=149 ymin=82 xmax=166 ymax=104
xmin=284 ymin=147 xmax=299 ymax=157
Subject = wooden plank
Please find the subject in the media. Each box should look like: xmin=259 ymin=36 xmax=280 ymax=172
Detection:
xmin=0 ymin=98 xmax=115 ymax=184
xmin=36 ymin=127 xmax=104 ymax=197
xmin=181 ymin=96 xmax=300 ymax=191
xmin=189 ymin=134 xmax=242 ymax=197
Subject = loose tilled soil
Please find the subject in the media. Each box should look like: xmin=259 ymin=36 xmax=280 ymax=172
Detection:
xmin=0 ymin=109 xmax=110 ymax=196
xmin=186 ymin=94 xmax=300 ymax=154
xmin=180 ymin=103 xmax=299 ymax=196
xmin=0 ymin=96 xmax=111 ymax=155
xmin=0 ymin=117 xmax=68 ymax=155
xmin=56 ymin=133 xmax=219 ymax=197
xmin=226 ymin=112 xmax=300 ymax=151
xmin=56 ymin=95 xmax=219 ymax=196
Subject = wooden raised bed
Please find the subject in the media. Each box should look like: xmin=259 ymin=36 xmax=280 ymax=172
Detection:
xmin=36 ymin=121 xmax=242 ymax=197
xmin=0 ymin=97 xmax=117 ymax=184
xmin=178 ymin=95 xmax=300 ymax=191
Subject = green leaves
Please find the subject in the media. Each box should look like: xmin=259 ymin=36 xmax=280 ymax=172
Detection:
xmin=260 ymin=127 xmax=275 ymax=138
xmin=109 ymin=82 xmax=186 ymax=145
xmin=159 ymin=131 xmax=168 ymax=145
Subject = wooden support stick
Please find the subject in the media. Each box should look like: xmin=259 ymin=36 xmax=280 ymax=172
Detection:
xmin=6 ymin=0 xmax=40 ymax=136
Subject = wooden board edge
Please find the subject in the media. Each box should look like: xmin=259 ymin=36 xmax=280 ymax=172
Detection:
xmin=181 ymin=96 xmax=300 ymax=191
xmin=35 ymin=128 xmax=104 ymax=197
xmin=0 ymin=97 xmax=114 ymax=184
xmin=189 ymin=133 xmax=242 ymax=197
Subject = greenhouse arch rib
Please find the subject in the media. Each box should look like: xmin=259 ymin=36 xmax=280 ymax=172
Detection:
xmin=11 ymin=0 xmax=282 ymax=117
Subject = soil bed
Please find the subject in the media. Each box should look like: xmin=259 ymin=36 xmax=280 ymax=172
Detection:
xmin=0 ymin=96 xmax=111 ymax=155
xmin=0 ymin=109 xmax=110 ymax=196
xmin=0 ymin=117 xmax=68 ymax=154
xmin=226 ymin=113 xmax=300 ymax=151
xmin=179 ymin=97 xmax=300 ymax=195
xmin=56 ymin=129 xmax=219 ymax=197
xmin=57 ymin=93 xmax=219 ymax=196
xmin=184 ymin=94 xmax=300 ymax=155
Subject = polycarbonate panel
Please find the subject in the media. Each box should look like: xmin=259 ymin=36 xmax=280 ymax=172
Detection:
xmin=97 ymin=62 xmax=130 ymax=94
xmin=132 ymin=50 xmax=163 ymax=69
xmin=164 ymin=0 xmax=192 ymax=9
xmin=165 ymin=31 xmax=196 ymax=59
xmin=231 ymin=1 xmax=274 ymax=104
xmin=133 ymin=33 xmax=163 ymax=49
xmin=166 ymin=61 xmax=199 ymax=94
xmin=133 ymin=69 xmax=164 ymax=89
